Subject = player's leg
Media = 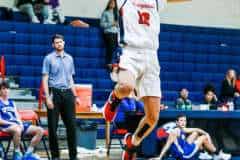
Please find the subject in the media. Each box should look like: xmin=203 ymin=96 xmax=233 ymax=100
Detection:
xmin=180 ymin=135 xmax=216 ymax=160
xmin=196 ymin=134 xmax=232 ymax=160
xmin=186 ymin=131 xmax=199 ymax=144
xmin=3 ymin=124 xmax=23 ymax=159
xmin=122 ymin=52 xmax=161 ymax=160
xmin=24 ymin=125 xmax=44 ymax=149
xmin=122 ymin=97 xmax=160 ymax=160
xmin=195 ymin=135 xmax=216 ymax=153
xmin=103 ymin=69 xmax=135 ymax=122
xmin=103 ymin=47 xmax=141 ymax=122
xmin=23 ymin=124 xmax=44 ymax=159
xmin=115 ymin=70 xmax=135 ymax=99
xmin=4 ymin=124 xmax=22 ymax=150
xmin=131 ymin=51 xmax=161 ymax=146
xmin=132 ymin=96 xmax=160 ymax=145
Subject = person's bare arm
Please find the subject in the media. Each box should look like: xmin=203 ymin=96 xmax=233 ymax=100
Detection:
xmin=158 ymin=131 xmax=178 ymax=159
xmin=13 ymin=104 xmax=22 ymax=124
xmin=69 ymin=76 xmax=77 ymax=96
xmin=70 ymin=76 xmax=81 ymax=105
xmin=42 ymin=74 xmax=49 ymax=98
xmin=42 ymin=74 xmax=54 ymax=109
xmin=0 ymin=119 xmax=16 ymax=125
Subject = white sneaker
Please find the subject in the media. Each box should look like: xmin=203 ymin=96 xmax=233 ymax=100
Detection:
xmin=148 ymin=157 xmax=160 ymax=160
xmin=218 ymin=150 xmax=232 ymax=160
xmin=43 ymin=19 xmax=56 ymax=24
xmin=199 ymin=151 xmax=213 ymax=160
xmin=31 ymin=16 xmax=40 ymax=23
xmin=24 ymin=152 xmax=41 ymax=159
xmin=213 ymin=154 xmax=221 ymax=160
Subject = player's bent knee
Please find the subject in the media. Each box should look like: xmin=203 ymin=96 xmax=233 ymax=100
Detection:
xmin=203 ymin=135 xmax=208 ymax=141
xmin=192 ymin=131 xmax=199 ymax=137
xmin=13 ymin=127 xmax=22 ymax=136
xmin=198 ymin=135 xmax=208 ymax=146
xmin=37 ymin=127 xmax=44 ymax=136
xmin=116 ymin=83 xmax=134 ymax=96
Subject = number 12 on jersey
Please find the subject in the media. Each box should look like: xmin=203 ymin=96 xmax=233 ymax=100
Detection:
xmin=138 ymin=11 xmax=150 ymax=26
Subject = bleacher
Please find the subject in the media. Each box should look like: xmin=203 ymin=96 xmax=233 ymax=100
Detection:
xmin=159 ymin=24 xmax=240 ymax=106
xmin=0 ymin=21 xmax=240 ymax=108
xmin=0 ymin=21 xmax=111 ymax=108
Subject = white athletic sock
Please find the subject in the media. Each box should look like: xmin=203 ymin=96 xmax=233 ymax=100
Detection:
xmin=26 ymin=146 xmax=34 ymax=154
xmin=14 ymin=148 xmax=21 ymax=153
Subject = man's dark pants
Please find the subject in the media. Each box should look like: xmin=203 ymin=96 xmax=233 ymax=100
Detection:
xmin=47 ymin=88 xmax=77 ymax=160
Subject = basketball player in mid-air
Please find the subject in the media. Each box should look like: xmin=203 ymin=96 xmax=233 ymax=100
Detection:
xmin=103 ymin=0 xmax=191 ymax=159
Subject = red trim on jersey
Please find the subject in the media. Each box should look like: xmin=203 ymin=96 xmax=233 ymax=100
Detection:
xmin=120 ymin=7 xmax=124 ymax=16
xmin=132 ymin=0 xmax=155 ymax=9
xmin=135 ymin=3 xmax=155 ymax=8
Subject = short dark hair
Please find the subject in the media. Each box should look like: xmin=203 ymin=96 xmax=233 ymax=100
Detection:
xmin=0 ymin=81 xmax=9 ymax=89
xmin=176 ymin=114 xmax=186 ymax=121
xmin=203 ymin=83 xmax=215 ymax=95
xmin=52 ymin=34 xmax=64 ymax=43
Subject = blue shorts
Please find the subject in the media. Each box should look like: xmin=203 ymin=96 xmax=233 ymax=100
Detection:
xmin=0 ymin=121 xmax=31 ymax=135
xmin=171 ymin=143 xmax=199 ymax=160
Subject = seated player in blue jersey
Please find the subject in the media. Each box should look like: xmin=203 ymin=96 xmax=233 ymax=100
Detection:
xmin=155 ymin=114 xmax=230 ymax=160
xmin=0 ymin=81 xmax=44 ymax=160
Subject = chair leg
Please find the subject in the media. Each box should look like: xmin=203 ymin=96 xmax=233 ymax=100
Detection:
xmin=22 ymin=139 xmax=27 ymax=151
xmin=107 ymin=137 xmax=112 ymax=156
xmin=5 ymin=139 xmax=11 ymax=160
xmin=42 ymin=136 xmax=51 ymax=160
xmin=118 ymin=138 xmax=124 ymax=149
xmin=20 ymin=143 xmax=25 ymax=155
xmin=0 ymin=141 xmax=6 ymax=160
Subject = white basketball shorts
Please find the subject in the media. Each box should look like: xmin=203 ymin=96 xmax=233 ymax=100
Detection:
xmin=114 ymin=47 xmax=161 ymax=98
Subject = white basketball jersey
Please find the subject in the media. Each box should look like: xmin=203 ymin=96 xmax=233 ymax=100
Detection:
xmin=117 ymin=0 xmax=167 ymax=50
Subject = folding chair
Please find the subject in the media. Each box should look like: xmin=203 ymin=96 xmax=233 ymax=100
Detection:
xmin=107 ymin=98 xmax=144 ymax=155
xmin=0 ymin=110 xmax=47 ymax=159
xmin=18 ymin=110 xmax=50 ymax=160
xmin=0 ymin=132 xmax=32 ymax=160
xmin=107 ymin=118 xmax=128 ymax=155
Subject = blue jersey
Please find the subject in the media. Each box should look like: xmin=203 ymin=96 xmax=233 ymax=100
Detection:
xmin=0 ymin=99 xmax=18 ymax=123
xmin=170 ymin=130 xmax=198 ymax=160
xmin=0 ymin=99 xmax=31 ymax=134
